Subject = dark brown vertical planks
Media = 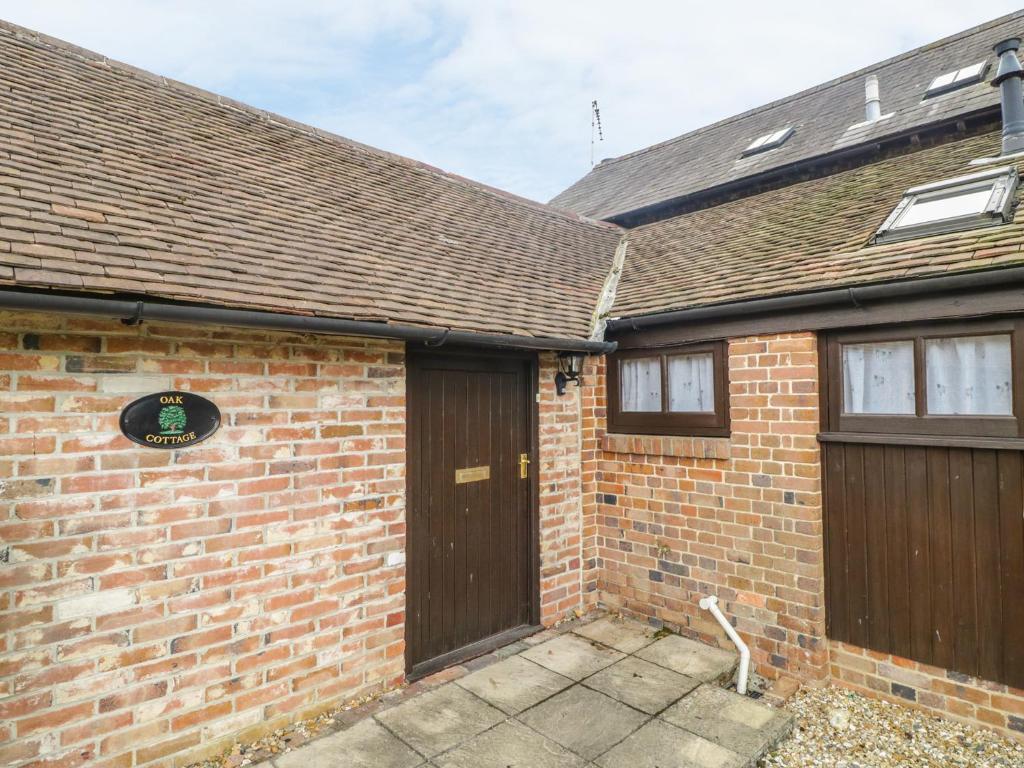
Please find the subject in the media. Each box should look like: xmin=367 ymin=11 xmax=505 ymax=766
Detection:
xmin=823 ymin=439 xmax=1024 ymax=689
xmin=884 ymin=445 xmax=912 ymax=660
xmin=949 ymin=447 xmax=979 ymax=677
xmin=844 ymin=444 xmax=869 ymax=648
xmin=823 ymin=444 xmax=848 ymax=640
xmin=997 ymin=451 xmax=1024 ymax=688
xmin=927 ymin=448 xmax=955 ymax=670
xmin=405 ymin=351 xmax=537 ymax=677
xmin=972 ymin=450 xmax=1002 ymax=684
xmin=863 ymin=444 xmax=890 ymax=651
xmin=905 ymin=446 xmax=932 ymax=664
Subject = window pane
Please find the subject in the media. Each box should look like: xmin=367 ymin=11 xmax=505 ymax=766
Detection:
xmin=621 ymin=357 xmax=661 ymax=412
xmin=954 ymin=61 xmax=987 ymax=82
xmin=842 ymin=341 xmax=916 ymax=414
xmin=928 ymin=71 xmax=957 ymax=90
xmin=667 ymin=353 xmax=714 ymax=412
xmin=925 ymin=334 xmax=1012 ymax=415
xmin=895 ymin=184 xmax=992 ymax=228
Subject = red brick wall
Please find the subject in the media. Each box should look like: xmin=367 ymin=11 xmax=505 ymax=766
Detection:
xmin=830 ymin=643 xmax=1024 ymax=741
xmin=0 ymin=312 xmax=588 ymax=768
xmin=582 ymin=334 xmax=828 ymax=683
xmin=0 ymin=312 xmax=408 ymax=767
xmin=537 ymin=356 xmax=586 ymax=625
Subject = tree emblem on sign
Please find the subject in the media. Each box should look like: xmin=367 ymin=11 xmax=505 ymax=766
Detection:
xmin=158 ymin=404 xmax=187 ymax=435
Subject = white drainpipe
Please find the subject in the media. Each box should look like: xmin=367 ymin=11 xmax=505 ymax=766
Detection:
xmin=698 ymin=595 xmax=750 ymax=695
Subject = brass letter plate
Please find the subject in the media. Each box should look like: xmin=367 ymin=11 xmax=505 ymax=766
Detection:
xmin=455 ymin=465 xmax=490 ymax=484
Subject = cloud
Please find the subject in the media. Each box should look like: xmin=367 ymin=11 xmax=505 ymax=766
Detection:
xmin=0 ymin=1 xmax=1019 ymax=201
xmin=0 ymin=1 xmax=435 ymax=85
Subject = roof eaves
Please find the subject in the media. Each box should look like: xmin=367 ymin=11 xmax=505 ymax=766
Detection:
xmin=606 ymin=262 xmax=1024 ymax=333
xmin=0 ymin=287 xmax=618 ymax=353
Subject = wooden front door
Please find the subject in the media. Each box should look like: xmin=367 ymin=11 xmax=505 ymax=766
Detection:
xmin=405 ymin=350 xmax=538 ymax=678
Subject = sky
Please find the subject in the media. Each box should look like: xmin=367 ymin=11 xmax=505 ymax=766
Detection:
xmin=0 ymin=1 xmax=1019 ymax=203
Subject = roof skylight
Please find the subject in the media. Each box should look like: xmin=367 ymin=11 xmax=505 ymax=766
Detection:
xmin=924 ymin=60 xmax=989 ymax=98
xmin=741 ymin=127 xmax=794 ymax=157
xmin=872 ymin=166 xmax=1018 ymax=245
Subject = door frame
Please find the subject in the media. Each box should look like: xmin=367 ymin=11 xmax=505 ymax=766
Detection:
xmin=404 ymin=345 xmax=541 ymax=679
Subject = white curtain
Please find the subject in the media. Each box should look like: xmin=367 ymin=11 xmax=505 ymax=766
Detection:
xmin=668 ymin=353 xmax=714 ymax=412
xmin=621 ymin=357 xmax=661 ymax=412
xmin=925 ymin=335 xmax=1012 ymax=415
xmin=842 ymin=341 xmax=916 ymax=414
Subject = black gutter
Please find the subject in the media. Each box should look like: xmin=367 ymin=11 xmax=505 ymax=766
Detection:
xmin=0 ymin=289 xmax=617 ymax=354
xmin=605 ymin=265 xmax=1024 ymax=333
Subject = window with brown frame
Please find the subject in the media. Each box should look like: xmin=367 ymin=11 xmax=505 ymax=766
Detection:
xmin=822 ymin=319 xmax=1024 ymax=439
xmin=607 ymin=341 xmax=729 ymax=436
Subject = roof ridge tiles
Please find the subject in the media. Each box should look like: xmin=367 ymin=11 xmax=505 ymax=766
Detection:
xmin=0 ymin=18 xmax=622 ymax=234
xmin=590 ymin=9 xmax=1024 ymax=171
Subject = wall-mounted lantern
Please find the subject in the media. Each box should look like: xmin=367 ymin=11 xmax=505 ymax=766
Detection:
xmin=555 ymin=352 xmax=585 ymax=396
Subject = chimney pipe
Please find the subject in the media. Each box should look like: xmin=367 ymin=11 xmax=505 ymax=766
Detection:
xmin=992 ymin=38 xmax=1024 ymax=155
xmin=865 ymin=75 xmax=881 ymax=122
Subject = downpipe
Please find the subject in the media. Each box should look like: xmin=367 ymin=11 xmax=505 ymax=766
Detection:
xmin=698 ymin=595 xmax=750 ymax=695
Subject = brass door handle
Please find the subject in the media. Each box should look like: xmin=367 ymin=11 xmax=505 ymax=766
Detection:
xmin=519 ymin=453 xmax=530 ymax=479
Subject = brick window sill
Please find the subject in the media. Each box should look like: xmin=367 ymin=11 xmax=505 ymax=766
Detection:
xmin=602 ymin=432 xmax=731 ymax=460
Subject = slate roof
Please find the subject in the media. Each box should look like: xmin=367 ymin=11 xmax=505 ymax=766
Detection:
xmin=612 ymin=130 xmax=1024 ymax=319
xmin=552 ymin=11 xmax=1024 ymax=221
xmin=0 ymin=21 xmax=622 ymax=342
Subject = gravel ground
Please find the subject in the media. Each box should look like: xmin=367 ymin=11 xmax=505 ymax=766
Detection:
xmin=760 ymin=686 xmax=1024 ymax=768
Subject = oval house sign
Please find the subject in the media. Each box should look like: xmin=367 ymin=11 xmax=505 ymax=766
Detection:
xmin=120 ymin=391 xmax=221 ymax=449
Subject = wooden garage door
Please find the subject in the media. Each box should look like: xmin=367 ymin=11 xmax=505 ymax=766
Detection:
xmin=823 ymin=442 xmax=1024 ymax=688
xmin=405 ymin=350 xmax=538 ymax=678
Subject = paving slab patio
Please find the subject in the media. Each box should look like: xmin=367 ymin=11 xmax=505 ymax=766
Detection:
xmin=433 ymin=720 xmax=586 ymax=768
xmin=635 ymin=633 xmax=739 ymax=684
xmin=583 ymin=655 xmax=700 ymax=714
xmin=274 ymin=718 xmax=423 ymax=768
xmin=573 ymin=615 xmax=657 ymax=653
xmin=518 ymin=684 xmax=649 ymax=760
xmin=455 ymin=654 xmax=573 ymax=714
xmin=520 ymin=631 xmax=625 ymax=680
xmin=375 ymin=683 xmax=505 ymax=757
xmin=255 ymin=614 xmax=792 ymax=768
xmin=661 ymin=683 xmax=794 ymax=757
xmin=595 ymin=718 xmax=747 ymax=768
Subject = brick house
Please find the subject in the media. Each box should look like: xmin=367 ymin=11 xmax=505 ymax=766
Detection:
xmin=2 ymin=10 xmax=1024 ymax=767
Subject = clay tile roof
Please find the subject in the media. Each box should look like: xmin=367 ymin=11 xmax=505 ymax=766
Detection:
xmin=612 ymin=130 xmax=1024 ymax=319
xmin=0 ymin=21 xmax=622 ymax=342
xmin=553 ymin=11 xmax=1024 ymax=221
